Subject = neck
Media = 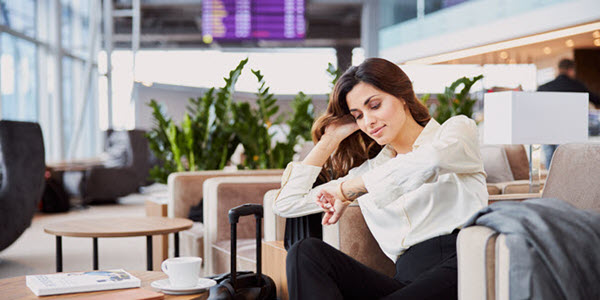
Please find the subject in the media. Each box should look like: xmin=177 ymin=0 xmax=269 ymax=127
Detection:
xmin=389 ymin=115 xmax=424 ymax=154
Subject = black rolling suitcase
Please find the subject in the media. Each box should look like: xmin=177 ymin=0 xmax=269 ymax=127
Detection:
xmin=207 ymin=204 xmax=277 ymax=300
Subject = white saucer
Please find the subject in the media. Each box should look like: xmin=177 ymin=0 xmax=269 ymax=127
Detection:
xmin=151 ymin=278 xmax=217 ymax=295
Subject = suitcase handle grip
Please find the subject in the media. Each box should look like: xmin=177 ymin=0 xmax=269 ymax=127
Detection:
xmin=228 ymin=204 xmax=263 ymax=224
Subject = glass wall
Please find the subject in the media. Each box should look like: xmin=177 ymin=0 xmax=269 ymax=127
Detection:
xmin=0 ymin=0 xmax=36 ymax=36
xmin=0 ymin=34 xmax=37 ymax=121
xmin=0 ymin=0 xmax=100 ymax=162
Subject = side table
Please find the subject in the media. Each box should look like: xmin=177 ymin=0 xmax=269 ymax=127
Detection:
xmin=44 ymin=217 xmax=193 ymax=272
xmin=0 ymin=270 xmax=208 ymax=299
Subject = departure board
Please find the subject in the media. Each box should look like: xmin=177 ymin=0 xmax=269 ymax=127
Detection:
xmin=202 ymin=0 xmax=305 ymax=42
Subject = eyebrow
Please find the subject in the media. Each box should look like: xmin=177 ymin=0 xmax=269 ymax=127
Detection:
xmin=349 ymin=95 xmax=377 ymax=112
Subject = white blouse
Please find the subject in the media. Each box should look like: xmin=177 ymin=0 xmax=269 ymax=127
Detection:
xmin=272 ymin=115 xmax=488 ymax=262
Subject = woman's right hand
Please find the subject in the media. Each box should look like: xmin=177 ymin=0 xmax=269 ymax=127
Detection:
xmin=322 ymin=115 xmax=359 ymax=145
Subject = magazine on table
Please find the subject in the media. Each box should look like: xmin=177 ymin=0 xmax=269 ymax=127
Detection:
xmin=26 ymin=269 xmax=141 ymax=296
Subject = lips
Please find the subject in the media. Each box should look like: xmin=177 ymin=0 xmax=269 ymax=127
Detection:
xmin=370 ymin=125 xmax=385 ymax=137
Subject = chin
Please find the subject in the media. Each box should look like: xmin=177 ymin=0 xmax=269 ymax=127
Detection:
xmin=372 ymin=136 xmax=390 ymax=145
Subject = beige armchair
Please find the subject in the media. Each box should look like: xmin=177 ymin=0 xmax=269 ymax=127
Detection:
xmin=202 ymin=175 xmax=283 ymax=276
xmin=167 ymin=169 xmax=283 ymax=262
xmin=482 ymin=145 xmax=547 ymax=195
xmin=457 ymin=144 xmax=600 ymax=300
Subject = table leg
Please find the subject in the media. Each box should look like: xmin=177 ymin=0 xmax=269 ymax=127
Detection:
xmin=56 ymin=236 xmax=62 ymax=272
xmin=147 ymin=235 xmax=153 ymax=271
xmin=93 ymin=238 xmax=99 ymax=270
xmin=174 ymin=232 xmax=180 ymax=257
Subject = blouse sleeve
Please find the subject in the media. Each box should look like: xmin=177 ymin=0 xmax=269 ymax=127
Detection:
xmin=362 ymin=115 xmax=485 ymax=209
xmin=272 ymin=162 xmax=364 ymax=218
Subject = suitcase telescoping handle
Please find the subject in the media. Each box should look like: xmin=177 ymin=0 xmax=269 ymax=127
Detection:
xmin=228 ymin=204 xmax=264 ymax=290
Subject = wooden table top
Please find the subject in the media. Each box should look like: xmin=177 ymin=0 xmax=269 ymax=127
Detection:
xmin=0 ymin=271 xmax=208 ymax=299
xmin=46 ymin=158 xmax=105 ymax=172
xmin=44 ymin=217 xmax=194 ymax=238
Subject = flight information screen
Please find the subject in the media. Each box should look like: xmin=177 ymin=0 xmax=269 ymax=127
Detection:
xmin=202 ymin=0 xmax=305 ymax=42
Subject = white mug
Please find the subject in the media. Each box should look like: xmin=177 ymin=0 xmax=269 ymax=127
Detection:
xmin=161 ymin=257 xmax=202 ymax=288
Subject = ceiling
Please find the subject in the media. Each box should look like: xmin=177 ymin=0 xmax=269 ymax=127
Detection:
xmin=421 ymin=27 xmax=600 ymax=68
xmin=112 ymin=0 xmax=362 ymax=49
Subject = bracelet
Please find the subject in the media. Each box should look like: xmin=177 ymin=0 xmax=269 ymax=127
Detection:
xmin=339 ymin=181 xmax=351 ymax=203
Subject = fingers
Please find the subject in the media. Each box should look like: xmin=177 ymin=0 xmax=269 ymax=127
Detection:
xmin=328 ymin=210 xmax=342 ymax=224
xmin=316 ymin=191 xmax=335 ymax=212
xmin=322 ymin=212 xmax=332 ymax=225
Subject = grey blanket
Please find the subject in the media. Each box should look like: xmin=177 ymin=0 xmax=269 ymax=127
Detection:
xmin=464 ymin=198 xmax=600 ymax=300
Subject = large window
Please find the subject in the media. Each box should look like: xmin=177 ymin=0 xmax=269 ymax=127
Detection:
xmin=0 ymin=0 xmax=36 ymax=37
xmin=0 ymin=33 xmax=37 ymax=121
xmin=0 ymin=0 xmax=100 ymax=161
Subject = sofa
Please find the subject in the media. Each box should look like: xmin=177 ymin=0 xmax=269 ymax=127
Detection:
xmin=62 ymin=129 xmax=152 ymax=203
xmin=457 ymin=143 xmax=600 ymax=300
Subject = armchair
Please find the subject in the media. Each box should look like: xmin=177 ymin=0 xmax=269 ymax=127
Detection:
xmin=0 ymin=121 xmax=45 ymax=251
xmin=202 ymin=175 xmax=283 ymax=275
xmin=457 ymin=143 xmax=600 ymax=300
xmin=261 ymin=189 xmax=396 ymax=293
xmin=62 ymin=129 xmax=152 ymax=203
xmin=167 ymin=169 xmax=283 ymax=267
xmin=482 ymin=144 xmax=547 ymax=195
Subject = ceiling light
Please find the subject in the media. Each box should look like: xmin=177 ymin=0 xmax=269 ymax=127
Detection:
xmin=499 ymin=51 xmax=508 ymax=59
xmin=594 ymin=31 xmax=600 ymax=39
xmin=543 ymin=47 xmax=552 ymax=54
xmin=594 ymin=39 xmax=600 ymax=47
xmin=565 ymin=39 xmax=574 ymax=47
xmin=202 ymin=34 xmax=213 ymax=44
xmin=404 ymin=21 xmax=600 ymax=64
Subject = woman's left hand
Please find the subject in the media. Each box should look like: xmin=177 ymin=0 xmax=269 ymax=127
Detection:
xmin=316 ymin=184 xmax=351 ymax=225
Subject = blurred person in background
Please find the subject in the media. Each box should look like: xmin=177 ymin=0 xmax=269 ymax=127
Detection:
xmin=538 ymin=58 xmax=600 ymax=169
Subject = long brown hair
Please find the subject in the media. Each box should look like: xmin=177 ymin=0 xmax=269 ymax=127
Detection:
xmin=313 ymin=58 xmax=431 ymax=181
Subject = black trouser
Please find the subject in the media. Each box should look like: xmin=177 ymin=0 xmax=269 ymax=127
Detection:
xmin=286 ymin=231 xmax=459 ymax=300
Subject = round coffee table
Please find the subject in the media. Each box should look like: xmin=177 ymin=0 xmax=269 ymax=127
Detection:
xmin=0 ymin=270 xmax=208 ymax=299
xmin=44 ymin=217 xmax=193 ymax=272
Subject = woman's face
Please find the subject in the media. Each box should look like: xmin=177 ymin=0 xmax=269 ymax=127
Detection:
xmin=346 ymin=82 xmax=408 ymax=145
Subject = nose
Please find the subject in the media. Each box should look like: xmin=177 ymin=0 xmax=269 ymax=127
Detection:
xmin=363 ymin=112 xmax=376 ymax=127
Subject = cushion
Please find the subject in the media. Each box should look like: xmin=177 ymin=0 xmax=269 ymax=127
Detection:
xmin=503 ymin=145 xmax=529 ymax=180
xmin=480 ymin=145 xmax=515 ymax=183
xmin=212 ymin=239 xmax=257 ymax=274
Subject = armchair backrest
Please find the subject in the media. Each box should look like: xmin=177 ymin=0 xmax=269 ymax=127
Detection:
xmin=0 ymin=120 xmax=45 ymax=251
xmin=168 ymin=169 xmax=284 ymax=218
xmin=542 ymin=143 xmax=600 ymax=213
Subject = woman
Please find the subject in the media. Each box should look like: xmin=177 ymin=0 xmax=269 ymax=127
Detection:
xmin=273 ymin=58 xmax=487 ymax=300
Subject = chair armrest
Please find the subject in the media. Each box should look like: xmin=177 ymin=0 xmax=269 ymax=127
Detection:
xmin=487 ymin=184 xmax=501 ymax=195
xmin=495 ymin=179 xmax=546 ymax=194
xmin=495 ymin=234 xmax=510 ymax=300
xmin=457 ymin=226 xmax=499 ymax=300
xmin=202 ymin=175 xmax=282 ymax=275
xmin=488 ymin=192 xmax=542 ymax=204
xmin=263 ymin=189 xmax=286 ymax=242
xmin=167 ymin=169 xmax=283 ymax=218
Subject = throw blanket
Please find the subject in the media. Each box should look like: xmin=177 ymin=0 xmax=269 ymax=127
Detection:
xmin=464 ymin=198 xmax=600 ymax=300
